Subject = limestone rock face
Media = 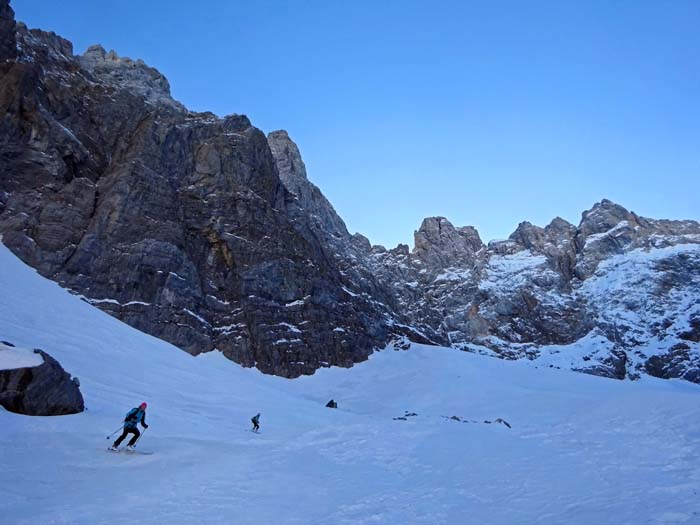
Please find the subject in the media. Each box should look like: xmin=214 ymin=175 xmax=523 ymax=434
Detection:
xmin=0 ymin=1 xmax=396 ymax=378
xmin=267 ymin=130 xmax=348 ymax=240
xmin=0 ymin=343 xmax=84 ymax=416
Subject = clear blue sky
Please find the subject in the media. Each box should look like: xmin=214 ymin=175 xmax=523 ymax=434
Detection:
xmin=13 ymin=1 xmax=700 ymax=248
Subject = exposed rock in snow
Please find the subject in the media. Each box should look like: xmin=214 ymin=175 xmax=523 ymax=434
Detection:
xmin=0 ymin=342 xmax=84 ymax=415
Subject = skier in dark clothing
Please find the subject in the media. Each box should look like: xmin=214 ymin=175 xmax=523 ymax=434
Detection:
xmin=251 ymin=413 xmax=260 ymax=432
xmin=110 ymin=402 xmax=148 ymax=451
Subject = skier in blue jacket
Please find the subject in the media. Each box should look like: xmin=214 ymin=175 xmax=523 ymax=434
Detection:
xmin=110 ymin=402 xmax=148 ymax=451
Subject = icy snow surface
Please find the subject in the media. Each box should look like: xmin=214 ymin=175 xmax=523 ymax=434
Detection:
xmin=0 ymin=242 xmax=699 ymax=524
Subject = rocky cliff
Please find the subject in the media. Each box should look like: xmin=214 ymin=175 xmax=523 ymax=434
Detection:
xmin=0 ymin=1 xmax=398 ymax=378
xmin=1 ymin=1 xmax=698 ymax=382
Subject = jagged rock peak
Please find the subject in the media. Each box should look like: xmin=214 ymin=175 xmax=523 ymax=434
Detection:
xmin=268 ymin=130 xmax=309 ymax=190
xmin=545 ymin=216 xmax=576 ymax=234
xmin=456 ymin=226 xmax=484 ymax=257
xmin=579 ymin=199 xmax=637 ymax=235
xmin=509 ymin=217 xmax=577 ymax=252
xmin=15 ymin=22 xmax=74 ymax=63
xmin=414 ymin=217 xmax=484 ymax=268
xmin=268 ymin=129 xmax=292 ymax=141
xmin=78 ymin=44 xmax=184 ymax=110
xmin=0 ymin=0 xmax=16 ymax=62
xmin=509 ymin=221 xmax=545 ymax=250
xmin=267 ymin=129 xmax=349 ymax=238
xmin=222 ymin=113 xmax=252 ymax=131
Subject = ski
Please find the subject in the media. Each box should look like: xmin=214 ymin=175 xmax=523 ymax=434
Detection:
xmin=107 ymin=448 xmax=154 ymax=455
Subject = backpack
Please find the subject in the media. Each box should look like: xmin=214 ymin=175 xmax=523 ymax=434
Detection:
xmin=124 ymin=408 xmax=139 ymax=423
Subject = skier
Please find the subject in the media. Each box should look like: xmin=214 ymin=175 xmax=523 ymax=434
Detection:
xmin=251 ymin=413 xmax=260 ymax=432
xmin=109 ymin=402 xmax=149 ymax=451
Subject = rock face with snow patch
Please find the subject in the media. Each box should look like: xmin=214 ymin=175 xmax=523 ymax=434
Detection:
xmin=369 ymin=200 xmax=700 ymax=382
xmin=0 ymin=1 xmax=698 ymax=383
xmin=0 ymin=343 xmax=84 ymax=416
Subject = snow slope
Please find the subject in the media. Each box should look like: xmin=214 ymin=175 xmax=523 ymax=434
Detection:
xmin=1 ymin=242 xmax=699 ymax=525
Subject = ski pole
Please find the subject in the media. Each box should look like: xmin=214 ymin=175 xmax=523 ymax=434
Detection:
xmin=106 ymin=425 xmax=123 ymax=439
xmin=133 ymin=427 xmax=148 ymax=447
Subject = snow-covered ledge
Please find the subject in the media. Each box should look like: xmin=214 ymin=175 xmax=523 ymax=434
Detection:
xmin=0 ymin=341 xmax=44 ymax=370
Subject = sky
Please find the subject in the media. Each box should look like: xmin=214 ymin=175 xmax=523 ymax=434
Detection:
xmin=12 ymin=0 xmax=700 ymax=248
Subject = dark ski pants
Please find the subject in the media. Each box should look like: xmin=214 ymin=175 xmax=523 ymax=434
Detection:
xmin=114 ymin=427 xmax=140 ymax=447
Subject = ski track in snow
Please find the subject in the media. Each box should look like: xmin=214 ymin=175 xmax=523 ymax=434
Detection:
xmin=0 ymin=242 xmax=699 ymax=524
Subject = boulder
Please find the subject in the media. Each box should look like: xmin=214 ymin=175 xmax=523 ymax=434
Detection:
xmin=0 ymin=343 xmax=84 ymax=416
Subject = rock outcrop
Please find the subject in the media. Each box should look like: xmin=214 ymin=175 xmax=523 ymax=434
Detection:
xmin=78 ymin=44 xmax=185 ymax=111
xmin=413 ymin=217 xmax=484 ymax=269
xmin=369 ymin=201 xmax=700 ymax=382
xmin=0 ymin=342 xmax=84 ymax=416
xmin=0 ymin=1 xmax=698 ymax=383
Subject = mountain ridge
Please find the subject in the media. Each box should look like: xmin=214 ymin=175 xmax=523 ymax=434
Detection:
xmin=1 ymin=0 xmax=698 ymax=382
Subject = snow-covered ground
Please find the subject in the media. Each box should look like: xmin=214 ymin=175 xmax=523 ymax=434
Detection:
xmin=1 ymin=242 xmax=699 ymax=525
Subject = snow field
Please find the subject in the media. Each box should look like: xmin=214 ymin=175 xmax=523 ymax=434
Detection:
xmin=1 ymin=242 xmax=699 ymax=524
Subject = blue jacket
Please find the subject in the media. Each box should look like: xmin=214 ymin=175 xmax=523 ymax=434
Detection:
xmin=124 ymin=408 xmax=146 ymax=429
